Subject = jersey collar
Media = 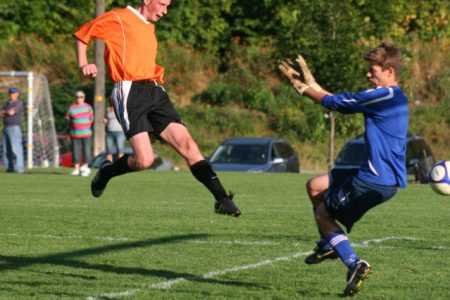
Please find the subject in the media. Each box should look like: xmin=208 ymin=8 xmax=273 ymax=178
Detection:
xmin=127 ymin=6 xmax=150 ymax=24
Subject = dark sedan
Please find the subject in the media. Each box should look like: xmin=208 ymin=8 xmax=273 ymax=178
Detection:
xmin=208 ymin=137 xmax=299 ymax=173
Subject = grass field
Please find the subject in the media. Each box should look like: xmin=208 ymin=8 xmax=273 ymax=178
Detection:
xmin=0 ymin=169 xmax=449 ymax=299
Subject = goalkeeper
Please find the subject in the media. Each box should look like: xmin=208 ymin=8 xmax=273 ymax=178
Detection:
xmin=279 ymin=42 xmax=408 ymax=296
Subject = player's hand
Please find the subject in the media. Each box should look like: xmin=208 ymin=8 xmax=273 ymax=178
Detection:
xmin=295 ymin=54 xmax=322 ymax=91
xmin=278 ymin=60 xmax=310 ymax=95
xmin=79 ymin=64 xmax=98 ymax=78
xmin=278 ymin=59 xmax=301 ymax=82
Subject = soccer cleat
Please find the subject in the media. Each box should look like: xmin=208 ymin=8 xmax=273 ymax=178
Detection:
xmin=304 ymin=246 xmax=339 ymax=264
xmin=91 ymin=160 xmax=112 ymax=198
xmin=214 ymin=193 xmax=241 ymax=217
xmin=343 ymin=259 xmax=372 ymax=297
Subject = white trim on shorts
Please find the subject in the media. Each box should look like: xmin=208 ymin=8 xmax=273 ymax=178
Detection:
xmin=112 ymin=81 xmax=133 ymax=133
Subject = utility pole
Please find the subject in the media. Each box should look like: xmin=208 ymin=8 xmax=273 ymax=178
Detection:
xmin=328 ymin=14 xmax=338 ymax=170
xmin=328 ymin=112 xmax=335 ymax=170
xmin=93 ymin=0 xmax=105 ymax=156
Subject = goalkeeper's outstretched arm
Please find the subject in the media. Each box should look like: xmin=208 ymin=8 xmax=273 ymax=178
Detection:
xmin=303 ymin=87 xmax=332 ymax=104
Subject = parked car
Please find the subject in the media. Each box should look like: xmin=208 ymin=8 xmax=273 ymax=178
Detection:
xmin=334 ymin=133 xmax=435 ymax=183
xmin=89 ymin=147 xmax=174 ymax=171
xmin=208 ymin=137 xmax=299 ymax=173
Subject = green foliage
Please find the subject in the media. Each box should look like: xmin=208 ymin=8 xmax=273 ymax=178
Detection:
xmin=270 ymin=85 xmax=337 ymax=142
xmin=195 ymin=40 xmax=278 ymax=111
xmin=180 ymin=105 xmax=257 ymax=136
xmin=158 ymin=41 xmax=218 ymax=98
xmin=403 ymin=40 xmax=450 ymax=105
xmin=0 ymin=1 xmax=95 ymax=41
xmin=158 ymin=0 xmax=233 ymax=53
xmin=0 ymin=0 xmax=448 ymax=165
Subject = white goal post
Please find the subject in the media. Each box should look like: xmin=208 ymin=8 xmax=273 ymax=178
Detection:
xmin=0 ymin=71 xmax=59 ymax=169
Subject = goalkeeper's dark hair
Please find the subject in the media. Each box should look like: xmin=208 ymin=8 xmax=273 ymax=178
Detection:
xmin=364 ymin=41 xmax=403 ymax=79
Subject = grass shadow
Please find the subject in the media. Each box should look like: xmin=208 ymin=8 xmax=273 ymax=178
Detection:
xmin=0 ymin=233 xmax=264 ymax=290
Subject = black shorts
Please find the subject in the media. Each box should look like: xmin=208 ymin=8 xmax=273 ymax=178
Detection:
xmin=324 ymin=169 xmax=397 ymax=233
xmin=112 ymin=80 xmax=183 ymax=139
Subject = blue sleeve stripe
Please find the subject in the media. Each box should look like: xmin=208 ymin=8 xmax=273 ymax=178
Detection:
xmin=361 ymin=87 xmax=394 ymax=106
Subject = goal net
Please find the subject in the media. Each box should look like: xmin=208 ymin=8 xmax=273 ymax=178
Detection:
xmin=0 ymin=71 xmax=59 ymax=168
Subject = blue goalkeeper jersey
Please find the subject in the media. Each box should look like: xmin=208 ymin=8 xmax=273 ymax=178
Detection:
xmin=321 ymin=86 xmax=409 ymax=188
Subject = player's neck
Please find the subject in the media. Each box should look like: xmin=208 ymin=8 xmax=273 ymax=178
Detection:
xmin=380 ymin=78 xmax=398 ymax=87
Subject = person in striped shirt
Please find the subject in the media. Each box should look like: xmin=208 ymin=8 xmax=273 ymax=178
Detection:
xmin=66 ymin=90 xmax=94 ymax=176
xmin=73 ymin=0 xmax=240 ymax=216
xmin=279 ymin=42 xmax=408 ymax=296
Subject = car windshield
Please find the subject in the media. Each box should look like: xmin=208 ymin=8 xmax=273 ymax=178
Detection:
xmin=209 ymin=144 xmax=268 ymax=164
xmin=335 ymin=143 xmax=366 ymax=165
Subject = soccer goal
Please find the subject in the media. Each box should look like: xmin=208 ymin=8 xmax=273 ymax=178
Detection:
xmin=0 ymin=71 xmax=59 ymax=168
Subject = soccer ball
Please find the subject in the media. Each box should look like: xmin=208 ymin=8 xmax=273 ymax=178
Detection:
xmin=428 ymin=160 xmax=450 ymax=196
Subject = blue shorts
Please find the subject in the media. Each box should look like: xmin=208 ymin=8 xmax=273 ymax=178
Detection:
xmin=324 ymin=169 xmax=397 ymax=232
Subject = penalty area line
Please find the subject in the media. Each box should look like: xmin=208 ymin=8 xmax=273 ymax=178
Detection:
xmin=86 ymin=250 xmax=312 ymax=299
xmin=85 ymin=236 xmax=431 ymax=299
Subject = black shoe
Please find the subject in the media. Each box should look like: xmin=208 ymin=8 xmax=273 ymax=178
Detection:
xmin=343 ymin=259 xmax=372 ymax=297
xmin=91 ymin=160 xmax=112 ymax=198
xmin=214 ymin=193 xmax=241 ymax=217
xmin=304 ymin=246 xmax=339 ymax=265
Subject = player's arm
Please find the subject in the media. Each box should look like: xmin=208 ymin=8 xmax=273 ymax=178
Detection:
xmin=303 ymin=88 xmax=332 ymax=104
xmin=75 ymin=38 xmax=97 ymax=78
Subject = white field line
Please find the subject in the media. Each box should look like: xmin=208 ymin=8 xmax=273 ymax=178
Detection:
xmin=0 ymin=233 xmax=431 ymax=248
xmin=351 ymin=236 xmax=424 ymax=247
xmin=86 ymin=236 xmax=436 ymax=300
xmin=0 ymin=233 xmax=132 ymax=242
xmin=87 ymin=250 xmax=312 ymax=300
xmin=181 ymin=239 xmax=280 ymax=246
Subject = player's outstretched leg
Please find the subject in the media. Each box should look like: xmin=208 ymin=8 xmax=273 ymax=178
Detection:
xmin=190 ymin=160 xmax=241 ymax=217
xmin=91 ymin=160 xmax=112 ymax=197
xmin=343 ymin=259 xmax=372 ymax=297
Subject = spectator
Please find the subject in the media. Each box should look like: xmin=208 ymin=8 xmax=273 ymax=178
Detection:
xmin=104 ymin=105 xmax=126 ymax=162
xmin=1 ymin=87 xmax=24 ymax=173
xmin=66 ymin=90 xmax=94 ymax=176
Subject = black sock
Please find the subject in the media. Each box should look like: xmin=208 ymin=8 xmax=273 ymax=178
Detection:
xmin=190 ymin=160 xmax=227 ymax=201
xmin=103 ymin=154 xmax=133 ymax=179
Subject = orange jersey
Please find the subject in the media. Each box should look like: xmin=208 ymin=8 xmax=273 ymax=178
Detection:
xmin=74 ymin=6 xmax=164 ymax=83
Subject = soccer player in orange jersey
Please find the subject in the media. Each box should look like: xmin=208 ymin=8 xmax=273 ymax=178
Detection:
xmin=74 ymin=0 xmax=241 ymax=217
